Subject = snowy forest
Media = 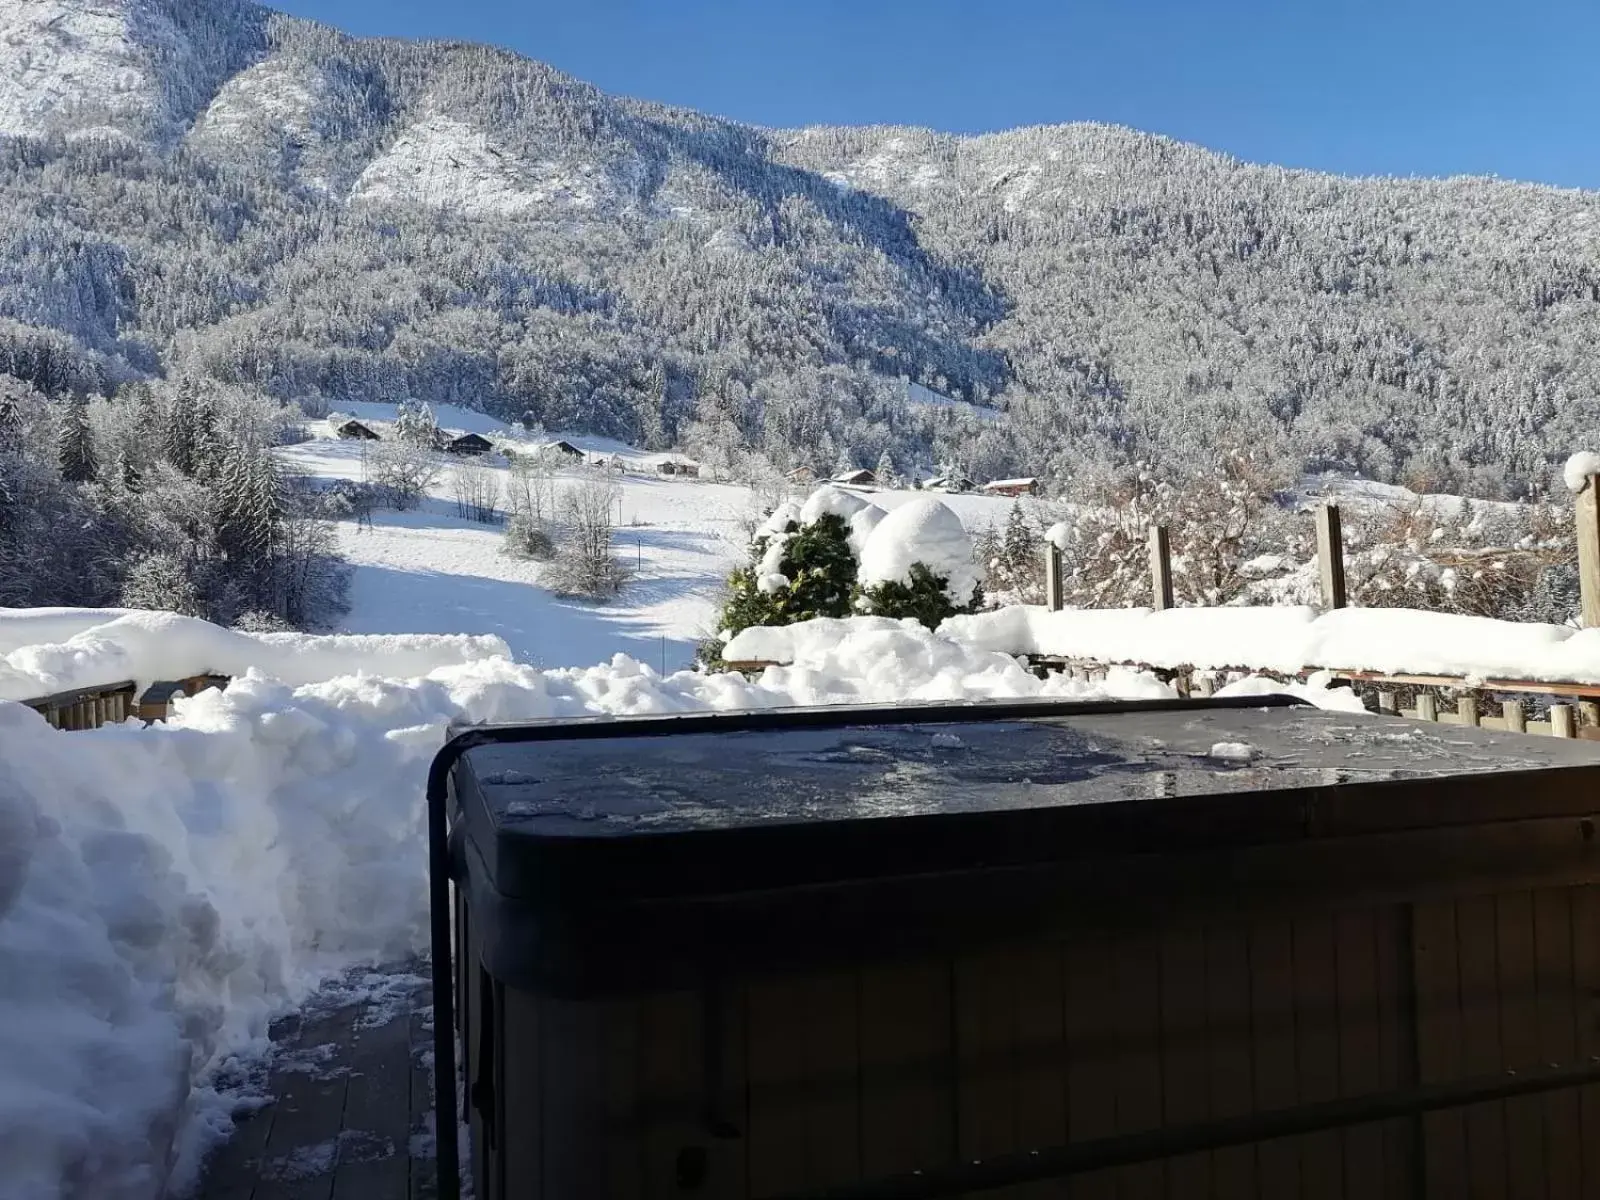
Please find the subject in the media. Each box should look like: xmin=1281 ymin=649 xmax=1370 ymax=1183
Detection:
xmin=0 ymin=371 xmax=346 ymax=627
xmin=1 ymin=0 xmax=1598 ymax=507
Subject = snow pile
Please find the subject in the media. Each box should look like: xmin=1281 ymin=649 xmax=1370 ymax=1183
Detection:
xmin=0 ymin=607 xmax=135 ymax=654
xmin=0 ymin=609 xmax=1188 ymax=1200
xmin=857 ymin=496 xmax=984 ymax=606
xmin=939 ymin=603 xmax=1597 ymax=684
xmin=1564 ymin=450 xmax=1600 ymax=494
xmin=0 ymin=610 xmax=507 ymax=703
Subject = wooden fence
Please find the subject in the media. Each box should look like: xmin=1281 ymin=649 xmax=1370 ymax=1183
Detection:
xmin=1029 ymin=475 xmax=1600 ymax=739
xmin=21 ymin=674 xmax=230 ymax=730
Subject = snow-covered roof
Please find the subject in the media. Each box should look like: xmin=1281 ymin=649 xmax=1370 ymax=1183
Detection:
xmin=983 ymin=477 xmax=1038 ymax=489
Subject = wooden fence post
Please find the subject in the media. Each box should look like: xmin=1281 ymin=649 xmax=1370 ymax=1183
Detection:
xmin=1148 ymin=525 xmax=1174 ymax=611
xmin=1316 ymin=503 xmax=1348 ymax=610
xmin=1552 ymin=703 xmax=1577 ymax=738
xmin=1577 ymin=473 xmax=1600 ymax=627
xmin=1044 ymin=540 xmax=1065 ymax=612
xmin=1503 ymin=700 xmax=1526 ymax=733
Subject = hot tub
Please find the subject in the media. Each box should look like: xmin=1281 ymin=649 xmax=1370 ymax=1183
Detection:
xmin=435 ymin=696 xmax=1600 ymax=1200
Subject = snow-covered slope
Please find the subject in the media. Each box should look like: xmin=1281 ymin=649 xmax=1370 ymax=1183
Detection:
xmin=0 ymin=0 xmax=264 ymax=140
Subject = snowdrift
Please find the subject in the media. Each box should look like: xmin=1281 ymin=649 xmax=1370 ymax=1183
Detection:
xmin=0 ymin=610 xmax=509 ymax=703
xmin=0 ymin=608 xmax=1183 ymax=1200
xmin=939 ymin=604 xmax=1592 ymax=684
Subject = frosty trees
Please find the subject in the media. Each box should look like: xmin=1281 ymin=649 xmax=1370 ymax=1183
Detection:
xmin=451 ymin=458 xmax=501 ymax=523
xmin=544 ymin=476 xmax=628 ymax=599
xmin=364 ymin=440 xmax=441 ymax=510
xmin=0 ymin=375 xmax=347 ymax=629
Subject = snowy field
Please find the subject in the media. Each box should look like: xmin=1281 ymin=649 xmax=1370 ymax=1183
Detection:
xmin=278 ymin=402 xmax=1036 ymax=668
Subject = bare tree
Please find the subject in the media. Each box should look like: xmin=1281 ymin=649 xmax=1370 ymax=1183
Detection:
xmin=450 ymin=458 xmax=501 ymax=523
xmin=544 ymin=475 xmax=628 ymax=599
xmin=504 ymin=449 xmax=554 ymax=526
xmin=363 ymin=440 xmax=440 ymax=511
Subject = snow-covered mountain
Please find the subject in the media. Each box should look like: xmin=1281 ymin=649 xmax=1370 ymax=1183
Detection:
xmin=2 ymin=0 xmax=1599 ymax=495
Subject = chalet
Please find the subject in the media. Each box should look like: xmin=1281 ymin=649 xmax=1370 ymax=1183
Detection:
xmin=982 ymin=477 xmax=1040 ymax=498
xmin=831 ymin=468 xmax=877 ymax=487
xmin=334 ymin=419 xmax=380 ymax=441
xmin=657 ymin=458 xmax=701 ymax=478
xmin=447 ymin=432 xmax=494 ymax=457
xmin=544 ymin=440 xmax=585 ymax=460
xmin=786 ymin=465 xmax=817 ymax=486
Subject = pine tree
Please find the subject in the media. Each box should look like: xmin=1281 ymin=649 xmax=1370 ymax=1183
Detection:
xmin=57 ymin=398 xmax=97 ymax=483
xmin=395 ymin=399 xmax=440 ymax=449
xmin=875 ymin=448 xmax=896 ymax=487
xmin=0 ymin=396 xmax=20 ymax=456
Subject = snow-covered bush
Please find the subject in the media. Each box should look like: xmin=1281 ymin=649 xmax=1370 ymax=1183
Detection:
xmin=856 ymin=497 xmax=984 ymax=626
xmin=503 ymin=512 xmax=556 ymax=561
xmin=713 ymin=512 xmax=859 ymax=657
xmin=708 ymin=488 xmax=984 ymax=663
xmin=544 ymin=476 xmax=628 ymax=599
xmin=361 ymin=439 xmax=439 ymax=511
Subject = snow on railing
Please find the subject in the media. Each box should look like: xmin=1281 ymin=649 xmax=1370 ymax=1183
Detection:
xmin=5 ymin=610 xmax=512 ymax=726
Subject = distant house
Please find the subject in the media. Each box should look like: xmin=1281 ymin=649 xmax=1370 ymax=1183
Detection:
xmin=786 ymin=465 xmax=817 ymax=486
xmin=335 ymin=419 xmax=380 ymax=441
xmin=447 ymin=432 xmax=494 ymax=456
xmin=982 ymin=477 xmax=1040 ymax=498
xmin=544 ymin=440 xmax=585 ymax=460
xmin=923 ymin=472 xmax=975 ymax=493
xmin=657 ymin=458 xmax=701 ymax=478
xmin=831 ymin=468 xmax=877 ymax=487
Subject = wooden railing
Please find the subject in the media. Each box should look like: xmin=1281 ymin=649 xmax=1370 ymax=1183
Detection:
xmin=1034 ymin=656 xmax=1600 ymax=739
xmin=21 ymin=674 xmax=231 ymax=730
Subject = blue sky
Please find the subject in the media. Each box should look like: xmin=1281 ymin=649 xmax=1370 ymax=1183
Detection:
xmin=272 ymin=0 xmax=1600 ymax=190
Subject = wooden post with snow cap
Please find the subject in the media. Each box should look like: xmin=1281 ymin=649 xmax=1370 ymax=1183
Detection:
xmin=1316 ymin=502 xmax=1347 ymax=611
xmin=1043 ymin=539 xmax=1065 ymax=612
xmin=1572 ymin=454 xmax=1600 ymax=628
xmin=1148 ymin=525 xmax=1174 ymax=611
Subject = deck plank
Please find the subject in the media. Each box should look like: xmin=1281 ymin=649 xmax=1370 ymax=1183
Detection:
xmin=197 ymin=963 xmax=433 ymax=1200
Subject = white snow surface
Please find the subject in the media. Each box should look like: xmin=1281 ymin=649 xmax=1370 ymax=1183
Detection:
xmin=939 ymin=603 xmax=1595 ymax=684
xmin=0 ymin=610 xmax=506 ymax=703
xmin=0 ymin=607 xmax=1179 ymax=1200
xmin=0 ymin=0 xmax=163 ymax=136
xmin=857 ymin=497 xmax=985 ymax=606
xmin=1564 ymin=451 xmax=1600 ymax=494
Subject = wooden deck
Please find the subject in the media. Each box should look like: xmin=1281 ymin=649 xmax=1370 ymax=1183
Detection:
xmin=197 ymin=963 xmax=439 ymax=1200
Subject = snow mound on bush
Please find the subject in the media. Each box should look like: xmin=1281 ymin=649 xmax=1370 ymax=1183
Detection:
xmin=857 ymin=497 xmax=984 ymax=606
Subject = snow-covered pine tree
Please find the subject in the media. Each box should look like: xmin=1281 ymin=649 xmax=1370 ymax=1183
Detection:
xmin=875 ymin=448 xmax=896 ymax=488
xmin=0 ymin=395 xmax=20 ymax=457
xmin=57 ymin=398 xmax=97 ymax=483
xmin=395 ymin=400 xmax=440 ymax=449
